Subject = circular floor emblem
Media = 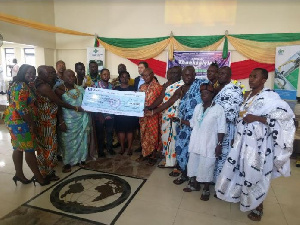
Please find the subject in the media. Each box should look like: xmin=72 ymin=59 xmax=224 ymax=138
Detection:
xmin=50 ymin=174 xmax=131 ymax=214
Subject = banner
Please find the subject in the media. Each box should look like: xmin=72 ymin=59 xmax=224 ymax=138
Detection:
xmin=274 ymin=45 xmax=300 ymax=100
xmin=87 ymin=47 xmax=105 ymax=73
xmin=168 ymin=51 xmax=231 ymax=77
xmin=82 ymin=87 xmax=145 ymax=117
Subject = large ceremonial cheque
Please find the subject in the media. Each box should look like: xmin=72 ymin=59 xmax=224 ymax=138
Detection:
xmin=168 ymin=51 xmax=231 ymax=77
xmin=82 ymin=87 xmax=145 ymax=117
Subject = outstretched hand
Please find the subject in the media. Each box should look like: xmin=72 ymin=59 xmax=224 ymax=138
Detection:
xmin=78 ymin=106 xmax=85 ymax=112
xmin=243 ymin=114 xmax=266 ymax=124
xmin=215 ymin=145 xmax=222 ymax=159
xmin=170 ymin=117 xmax=180 ymax=123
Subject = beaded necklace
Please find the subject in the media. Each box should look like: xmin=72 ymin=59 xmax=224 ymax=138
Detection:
xmin=64 ymin=84 xmax=80 ymax=99
xmin=198 ymin=102 xmax=213 ymax=126
xmin=239 ymin=88 xmax=264 ymax=118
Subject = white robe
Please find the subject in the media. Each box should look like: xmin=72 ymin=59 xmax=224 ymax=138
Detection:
xmin=187 ymin=103 xmax=226 ymax=182
xmin=215 ymin=89 xmax=295 ymax=212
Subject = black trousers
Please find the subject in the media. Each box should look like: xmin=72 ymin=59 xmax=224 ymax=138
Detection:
xmin=95 ymin=119 xmax=114 ymax=154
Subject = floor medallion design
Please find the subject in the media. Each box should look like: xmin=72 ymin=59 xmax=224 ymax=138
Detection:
xmin=50 ymin=174 xmax=131 ymax=214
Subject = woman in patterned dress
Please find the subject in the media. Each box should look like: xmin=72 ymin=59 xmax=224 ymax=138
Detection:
xmin=3 ymin=64 xmax=49 ymax=186
xmin=138 ymin=68 xmax=163 ymax=165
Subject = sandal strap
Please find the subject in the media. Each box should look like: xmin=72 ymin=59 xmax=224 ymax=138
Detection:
xmin=251 ymin=209 xmax=263 ymax=216
xmin=202 ymin=190 xmax=210 ymax=196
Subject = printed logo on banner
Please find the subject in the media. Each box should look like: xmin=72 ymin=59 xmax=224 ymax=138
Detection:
xmin=87 ymin=47 xmax=105 ymax=73
xmin=274 ymin=45 xmax=300 ymax=100
xmin=168 ymin=51 xmax=231 ymax=78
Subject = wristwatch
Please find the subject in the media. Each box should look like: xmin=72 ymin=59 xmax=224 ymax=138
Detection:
xmin=217 ymin=141 xmax=222 ymax=146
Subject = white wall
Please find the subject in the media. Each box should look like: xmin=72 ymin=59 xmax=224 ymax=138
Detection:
xmin=0 ymin=0 xmax=56 ymax=66
xmin=53 ymin=0 xmax=300 ymax=91
xmin=1 ymin=0 xmax=299 ymax=92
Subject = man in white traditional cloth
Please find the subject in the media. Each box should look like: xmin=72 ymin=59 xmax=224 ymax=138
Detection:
xmin=179 ymin=83 xmax=226 ymax=201
xmin=213 ymin=66 xmax=243 ymax=183
xmin=215 ymin=68 xmax=295 ymax=221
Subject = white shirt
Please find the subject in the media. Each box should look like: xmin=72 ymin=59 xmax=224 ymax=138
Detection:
xmin=188 ymin=103 xmax=226 ymax=158
xmin=11 ymin=64 xmax=19 ymax=77
xmin=138 ymin=76 xmax=145 ymax=90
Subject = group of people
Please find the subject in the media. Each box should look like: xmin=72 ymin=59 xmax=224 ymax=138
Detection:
xmin=3 ymin=58 xmax=295 ymax=222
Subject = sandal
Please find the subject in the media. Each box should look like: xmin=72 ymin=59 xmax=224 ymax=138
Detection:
xmin=248 ymin=204 xmax=263 ymax=221
xmin=45 ymin=173 xmax=60 ymax=182
xmin=136 ymin=155 xmax=146 ymax=162
xmin=119 ymin=149 xmax=125 ymax=155
xmin=62 ymin=164 xmax=71 ymax=173
xmin=146 ymin=158 xmax=157 ymax=166
xmin=183 ymin=180 xmax=201 ymax=192
xmin=173 ymin=175 xmax=188 ymax=185
xmin=79 ymin=161 xmax=86 ymax=168
xmin=200 ymin=190 xmax=210 ymax=201
xmin=169 ymin=169 xmax=181 ymax=177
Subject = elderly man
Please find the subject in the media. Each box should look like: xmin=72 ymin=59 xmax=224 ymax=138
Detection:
xmin=147 ymin=66 xmax=207 ymax=184
xmin=137 ymin=68 xmax=163 ymax=165
xmin=213 ymin=66 xmax=243 ymax=182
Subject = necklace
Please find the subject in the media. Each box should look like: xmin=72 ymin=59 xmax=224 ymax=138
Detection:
xmin=239 ymin=89 xmax=263 ymax=117
xmin=64 ymin=84 xmax=80 ymax=99
xmin=198 ymin=102 xmax=213 ymax=126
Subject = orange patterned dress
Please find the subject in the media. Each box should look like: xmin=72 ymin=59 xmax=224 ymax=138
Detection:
xmin=35 ymin=94 xmax=58 ymax=177
xmin=139 ymin=79 xmax=163 ymax=157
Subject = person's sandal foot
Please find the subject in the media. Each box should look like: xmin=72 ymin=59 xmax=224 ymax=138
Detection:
xmin=62 ymin=164 xmax=71 ymax=173
xmin=248 ymin=210 xmax=263 ymax=221
xmin=183 ymin=185 xmax=200 ymax=192
xmin=169 ymin=169 xmax=181 ymax=177
xmin=173 ymin=176 xmax=188 ymax=185
xmin=146 ymin=158 xmax=157 ymax=166
xmin=200 ymin=190 xmax=210 ymax=201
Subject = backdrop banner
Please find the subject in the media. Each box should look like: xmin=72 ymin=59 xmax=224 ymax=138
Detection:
xmin=87 ymin=47 xmax=105 ymax=73
xmin=274 ymin=45 xmax=300 ymax=100
xmin=168 ymin=51 xmax=231 ymax=77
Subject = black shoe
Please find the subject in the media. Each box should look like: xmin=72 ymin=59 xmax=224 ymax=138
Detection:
xmin=57 ymin=155 xmax=63 ymax=161
xmin=98 ymin=152 xmax=106 ymax=158
xmin=108 ymin=150 xmax=116 ymax=155
xmin=12 ymin=176 xmax=32 ymax=186
xmin=31 ymin=177 xmax=50 ymax=186
xmin=134 ymin=146 xmax=142 ymax=152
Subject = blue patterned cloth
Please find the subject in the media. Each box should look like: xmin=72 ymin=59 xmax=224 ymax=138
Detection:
xmin=175 ymin=79 xmax=207 ymax=171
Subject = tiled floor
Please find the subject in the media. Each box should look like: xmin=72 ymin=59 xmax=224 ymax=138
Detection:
xmin=0 ymin=92 xmax=300 ymax=224
xmin=0 ymin=123 xmax=300 ymax=225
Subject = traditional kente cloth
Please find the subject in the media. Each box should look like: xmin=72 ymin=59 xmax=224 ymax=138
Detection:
xmin=61 ymin=86 xmax=90 ymax=166
xmin=215 ymin=89 xmax=295 ymax=212
xmin=213 ymin=82 xmax=243 ymax=181
xmin=3 ymin=82 xmax=37 ymax=152
xmin=162 ymin=80 xmax=184 ymax=167
xmin=36 ymin=94 xmax=58 ymax=177
xmin=139 ymin=79 xmax=163 ymax=157
xmin=175 ymin=79 xmax=206 ymax=171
